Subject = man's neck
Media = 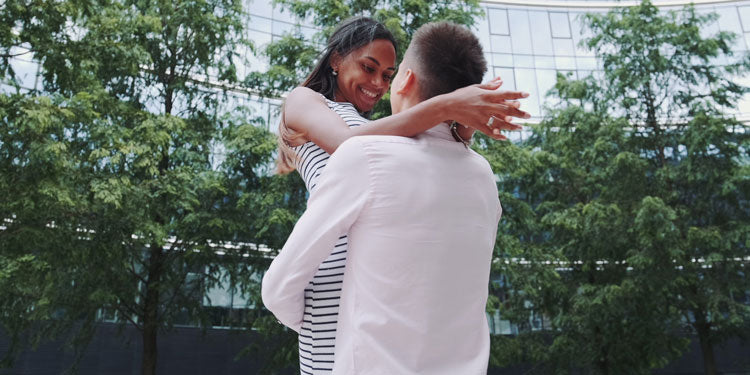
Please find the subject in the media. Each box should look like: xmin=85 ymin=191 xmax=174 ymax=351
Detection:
xmin=397 ymin=96 xmax=421 ymax=115
xmin=455 ymin=124 xmax=475 ymax=141
xmin=400 ymin=97 xmax=475 ymax=143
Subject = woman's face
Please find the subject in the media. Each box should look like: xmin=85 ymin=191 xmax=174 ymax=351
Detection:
xmin=331 ymin=39 xmax=397 ymax=112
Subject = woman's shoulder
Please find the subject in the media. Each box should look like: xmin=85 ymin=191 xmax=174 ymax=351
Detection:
xmin=287 ymin=86 xmax=327 ymax=103
xmin=287 ymin=86 xmax=357 ymax=110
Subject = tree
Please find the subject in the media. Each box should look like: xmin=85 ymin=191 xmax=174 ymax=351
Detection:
xmin=482 ymin=1 xmax=750 ymax=374
xmin=0 ymin=0 xmax=305 ymax=374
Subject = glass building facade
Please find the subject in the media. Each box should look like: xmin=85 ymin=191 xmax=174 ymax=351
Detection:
xmin=478 ymin=0 xmax=750 ymax=124
xmin=242 ymin=0 xmax=750 ymax=124
xmin=8 ymin=0 xmax=750 ymax=130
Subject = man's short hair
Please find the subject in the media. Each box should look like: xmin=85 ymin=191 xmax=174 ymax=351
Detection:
xmin=407 ymin=22 xmax=487 ymax=100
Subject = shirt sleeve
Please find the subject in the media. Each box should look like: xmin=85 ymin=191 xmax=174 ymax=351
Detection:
xmin=261 ymin=138 xmax=371 ymax=332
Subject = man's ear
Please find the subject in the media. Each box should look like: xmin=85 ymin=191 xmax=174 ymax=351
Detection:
xmin=395 ymin=68 xmax=417 ymax=96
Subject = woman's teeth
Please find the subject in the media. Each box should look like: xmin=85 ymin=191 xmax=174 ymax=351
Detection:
xmin=361 ymin=88 xmax=378 ymax=98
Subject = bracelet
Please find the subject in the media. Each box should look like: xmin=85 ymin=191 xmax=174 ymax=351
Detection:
xmin=450 ymin=121 xmax=471 ymax=148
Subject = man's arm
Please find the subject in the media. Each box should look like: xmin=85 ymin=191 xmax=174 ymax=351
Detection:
xmin=261 ymin=138 xmax=371 ymax=332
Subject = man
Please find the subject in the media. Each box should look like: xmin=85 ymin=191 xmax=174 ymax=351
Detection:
xmin=263 ymin=22 xmax=522 ymax=374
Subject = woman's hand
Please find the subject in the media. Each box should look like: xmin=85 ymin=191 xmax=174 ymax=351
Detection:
xmin=443 ymin=77 xmax=530 ymax=140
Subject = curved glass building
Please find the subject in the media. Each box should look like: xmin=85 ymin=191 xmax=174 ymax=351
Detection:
xmin=7 ymin=0 xmax=749 ymax=131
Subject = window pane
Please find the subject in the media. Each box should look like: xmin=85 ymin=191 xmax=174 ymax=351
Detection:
xmin=492 ymin=53 xmax=514 ymax=67
xmin=491 ymin=35 xmax=513 ymax=54
xmin=576 ymin=56 xmax=598 ymax=70
xmin=489 ymin=8 xmax=509 ymax=35
xmin=578 ymin=70 xmax=594 ymax=80
xmin=248 ymin=30 xmax=272 ymax=49
xmin=557 ymin=70 xmax=578 ymax=80
xmin=717 ymin=6 xmax=743 ymax=34
xmin=273 ymin=4 xmax=296 ymax=23
xmin=273 ymin=20 xmax=294 ymax=36
xmin=733 ymin=76 xmax=750 ymax=114
xmin=248 ymin=0 xmax=274 ymax=18
xmin=494 ymin=67 xmax=515 ymax=90
xmin=555 ymin=56 xmax=576 ymax=70
xmin=301 ymin=25 xmax=317 ymax=40
xmin=9 ymin=57 xmax=39 ymax=90
xmin=553 ymin=38 xmax=575 ymax=56
xmin=509 ymin=10 xmax=533 ymax=55
xmin=529 ymin=11 xmax=554 ymax=55
xmin=536 ymin=69 xmax=558 ymax=100
xmin=248 ymin=49 xmax=269 ymax=73
xmin=478 ymin=10 xmax=491 ymax=48
xmin=249 ymin=15 xmax=272 ymax=32
xmin=739 ymin=6 xmax=750 ymax=32
xmin=717 ymin=7 xmax=745 ymax=51
xmin=515 ymin=68 xmax=540 ymax=117
xmin=514 ymin=54 xmax=534 ymax=68
xmin=535 ymin=56 xmax=555 ymax=69
xmin=549 ymin=12 xmax=571 ymax=39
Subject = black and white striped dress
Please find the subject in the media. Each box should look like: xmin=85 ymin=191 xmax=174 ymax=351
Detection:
xmin=292 ymin=99 xmax=368 ymax=374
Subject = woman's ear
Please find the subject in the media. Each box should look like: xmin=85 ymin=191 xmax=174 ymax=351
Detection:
xmin=329 ymin=52 xmax=342 ymax=74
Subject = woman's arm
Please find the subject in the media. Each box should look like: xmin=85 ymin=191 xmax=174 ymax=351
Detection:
xmin=284 ymin=80 xmax=529 ymax=154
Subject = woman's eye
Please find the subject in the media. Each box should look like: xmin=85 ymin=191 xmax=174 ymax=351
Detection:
xmin=384 ymin=74 xmax=393 ymax=82
xmin=362 ymin=64 xmax=375 ymax=73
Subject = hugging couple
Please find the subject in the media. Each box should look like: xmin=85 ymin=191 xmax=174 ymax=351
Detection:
xmin=262 ymin=16 xmax=528 ymax=375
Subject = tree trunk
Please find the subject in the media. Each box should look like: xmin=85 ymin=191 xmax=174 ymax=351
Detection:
xmin=141 ymin=245 xmax=164 ymax=375
xmin=594 ymin=323 xmax=609 ymax=375
xmin=695 ymin=316 xmax=718 ymax=375
xmin=142 ymin=317 xmax=157 ymax=375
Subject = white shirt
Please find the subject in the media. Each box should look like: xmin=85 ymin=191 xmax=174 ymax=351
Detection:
xmin=262 ymin=124 xmax=502 ymax=374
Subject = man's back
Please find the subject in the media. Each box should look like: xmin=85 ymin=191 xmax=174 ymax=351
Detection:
xmin=261 ymin=124 xmax=501 ymax=374
xmin=332 ymin=125 xmax=501 ymax=374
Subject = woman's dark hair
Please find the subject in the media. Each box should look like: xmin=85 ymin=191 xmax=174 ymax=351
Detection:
xmin=277 ymin=17 xmax=397 ymax=174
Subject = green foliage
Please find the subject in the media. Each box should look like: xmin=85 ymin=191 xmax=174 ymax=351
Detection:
xmin=481 ymin=1 xmax=750 ymax=374
xmin=0 ymin=0 xmax=306 ymax=374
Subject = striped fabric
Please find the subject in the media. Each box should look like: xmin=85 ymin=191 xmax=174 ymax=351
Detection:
xmin=291 ymin=99 xmax=368 ymax=374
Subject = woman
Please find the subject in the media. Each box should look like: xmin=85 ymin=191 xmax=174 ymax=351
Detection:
xmin=276 ymin=17 xmax=528 ymax=374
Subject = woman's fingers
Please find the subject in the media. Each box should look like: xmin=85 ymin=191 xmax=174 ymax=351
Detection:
xmin=469 ymin=116 xmax=516 ymax=139
xmin=488 ymin=102 xmax=530 ymax=122
xmin=487 ymin=90 xmax=530 ymax=102
xmin=482 ymin=90 xmax=531 ymax=119
xmin=473 ymin=123 xmax=507 ymax=139
xmin=453 ymin=84 xmax=531 ymax=138
xmin=477 ymin=77 xmax=503 ymax=90
xmin=499 ymin=105 xmax=531 ymax=120
xmin=489 ymin=115 xmax=522 ymax=131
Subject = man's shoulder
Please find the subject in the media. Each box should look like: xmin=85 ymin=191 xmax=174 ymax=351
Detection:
xmin=336 ymin=135 xmax=418 ymax=162
xmin=465 ymin=148 xmax=494 ymax=173
xmin=344 ymin=135 xmax=417 ymax=147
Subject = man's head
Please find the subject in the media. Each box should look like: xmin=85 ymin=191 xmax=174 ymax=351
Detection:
xmin=390 ymin=22 xmax=487 ymax=114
